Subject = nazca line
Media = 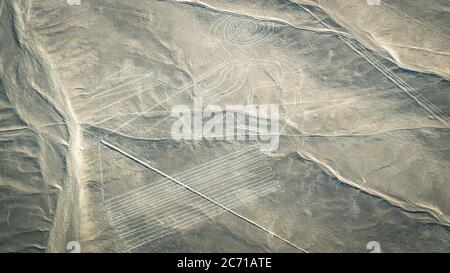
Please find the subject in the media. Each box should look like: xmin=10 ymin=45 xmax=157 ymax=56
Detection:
xmin=297 ymin=4 xmax=449 ymax=127
xmin=105 ymin=143 xmax=279 ymax=250
xmin=106 ymin=150 xmax=269 ymax=217
xmin=111 ymin=175 xmax=278 ymax=247
xmin=87 ymin=130 xmax=308 ymax=253
xmin=105 ymin=145 xmax=260 ymax=204
xmin=80 ymin=2 xmax=150 ymax=20
xmin=106 ymin=151 xmax=274 ymax=232
xmin=123 ymin=184 xmax=278 ymax=251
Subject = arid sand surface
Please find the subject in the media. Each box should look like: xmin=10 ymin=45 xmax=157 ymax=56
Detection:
xmin=0 ymin=0 xmax=449 ymax=252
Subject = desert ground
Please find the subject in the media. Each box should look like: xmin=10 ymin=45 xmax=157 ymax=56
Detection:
xmin=0 ymin=0 xmax=449 ymax=253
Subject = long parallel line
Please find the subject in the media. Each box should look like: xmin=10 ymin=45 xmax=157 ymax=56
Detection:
xmin=298 ymin=3 xmax=448 ymax=127
xmin=97 ymin=137 xmax=307 ymax=253
xmin=109 ymin=165 xmax=271 ymax=223
xmin=342 ymin=37 xmax=449 ymax=126
xmin=121 ymin=183 xmax=280 ymax=247
xmin=110 ymin=167 xmax=274 ymax=228
xmin=104 ymin=64 xmax=134 ymax=80
xmin=110 ymin=168 xmax=273 ymax=226
xmin=110 ymin=165 xmax=272 ymax=222
xmin=77 ymin=83 xmax=160 ymax=115
xmin=108 ymin=161 xmax=271 ymax=220
xmin=76 ymin=81 xmax=158 ymax=111
xmin=105 ymin=150 xmax=262 ymax=209
xmin=95 ymin=81 xmax=160 ymax=101
xmin=107 ymin=151 xmax=262 ymax=208
xmin=115 ymin=178 xmax=278 ymax=238
xmin=351 ymin=39 xmax=448 ymax=119
xmin=105 ymin=145 xmax=257 ymax=203
xmin=123 ymin=185 xmax=280 ymax=251
xmin=359 ymin=41 xmax=448 ymax=121
xmin=105 ymin=62 xmax=229 ymax=137
xmin=74 ymin=73 xmax=155 ymax=111
xmin=105 ymin=145 xmax=258 ymax=204
xmin=92 ymin=75 xmax=154 ymax=99
xmin=107 ymin=155 xmax=268 ymax=213
xmin=120 ymin=184 xmax=279 ymax=247
xmin=82 ymin=3 xmax=150 ymax=20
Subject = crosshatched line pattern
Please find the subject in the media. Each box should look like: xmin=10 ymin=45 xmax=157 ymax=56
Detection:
xmin=104 ymin=146 xmax=280 ymax=251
